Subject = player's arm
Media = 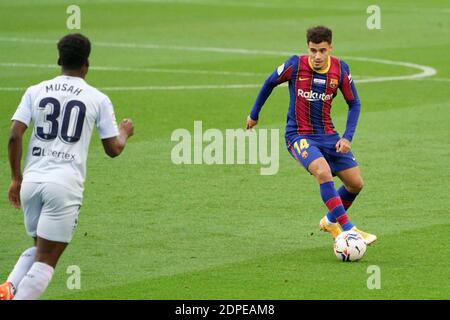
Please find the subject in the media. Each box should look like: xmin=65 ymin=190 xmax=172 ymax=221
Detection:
xmin=8 ymin=121 xmax=28 ymax=209
xmin=336 ymin=61 xmax=361 ymax=154
xmin=247 ymin=56 xmax=296 ymax=129
xmin=8 ymin=88 xmax=32 ymax=209
xmin=102 ymin=119 xmax=134 ymax=158
xmin=97 ymin=97 xmax=134 ymax=158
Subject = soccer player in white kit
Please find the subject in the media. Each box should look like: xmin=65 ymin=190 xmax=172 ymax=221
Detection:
xmin=0 ymin=34 xmax=134 ymax=300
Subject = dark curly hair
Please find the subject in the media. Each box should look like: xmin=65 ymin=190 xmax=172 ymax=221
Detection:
xmin=306 ymin=26 xmax=332 ymax=44
xmin=57 ymin=33 xmax=91 ymax=70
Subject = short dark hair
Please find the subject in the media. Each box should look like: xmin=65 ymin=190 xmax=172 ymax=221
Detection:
xmin=57 ymin=33 xmax=91 ymax=70
xmin=306 ymin=26 xmax=332 ymax=44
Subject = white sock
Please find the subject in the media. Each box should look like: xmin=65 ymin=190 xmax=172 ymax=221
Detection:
xmin=7 ymin=247 xmax=37 ymax=293
xmin=13 ymin=262 xmax=54 ymax=300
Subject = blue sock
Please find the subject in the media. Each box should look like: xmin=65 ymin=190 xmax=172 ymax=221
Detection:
xmin=320 ymin=181 xmax=354 ymax=231
xmin=326 ymin=185 xmax=358 ymax=224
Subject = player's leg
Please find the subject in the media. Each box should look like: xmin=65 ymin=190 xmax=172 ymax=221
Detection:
xmin=325 ymin=166 xmax=363 ymax=223
xmin=0 ymin=183 xmax=42 ymax=300
xmin=13 ymin=183 xmax=81 ymax=300
xmin=288 ymin=138 xmax=352 ymax=237
xmin=336 ymin=166 xmax=363 ymax=210
xmin=330 ymin=158 xmax=376 ymax=245
xmin=336 ymin=166 xmax=364 ymax=194
xmin=308 ymin=157 xmax=355 ymax=233
xmin=13 ymin=237 xmax=67 ymax=300
xmin=1 ymin=245 xmax=37 ymax=299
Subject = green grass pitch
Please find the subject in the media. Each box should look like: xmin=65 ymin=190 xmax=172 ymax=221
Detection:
xmin=0 ymin=0 xmax=449 ymax=299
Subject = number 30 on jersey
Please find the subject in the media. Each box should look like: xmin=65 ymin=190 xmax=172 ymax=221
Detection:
xmin=35 ymin=97 xmax=86 ymax=144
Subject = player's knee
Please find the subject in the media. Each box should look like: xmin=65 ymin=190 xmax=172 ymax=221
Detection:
xmin=314 ymin=168 xmax=333 ymax=183
xmin=347 ymin=179 xmax=364 ymax=193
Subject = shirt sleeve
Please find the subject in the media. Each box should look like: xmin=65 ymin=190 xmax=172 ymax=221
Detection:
xmin=339 ymin=60 xmax=361 ymax=142
xmin=96 ymin=96 xmax=119 ymax=139
xmin=249 ymin=55 xmax=297 ymax=120
xmin=11 ymin=88 xmax=33 ymax=126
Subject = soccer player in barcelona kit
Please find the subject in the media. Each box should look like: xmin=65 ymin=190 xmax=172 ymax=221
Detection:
xmin=246 ymin=26 xmax=376 ymax=244
xmin=0 ymin=34 xmax=134 ymax=300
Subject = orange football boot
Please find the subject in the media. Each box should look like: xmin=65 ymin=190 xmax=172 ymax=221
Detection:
xmin=319 ymin=216 xmax=342 ymax=239
xmin=0 ymin=282 xmax=14 ymax=300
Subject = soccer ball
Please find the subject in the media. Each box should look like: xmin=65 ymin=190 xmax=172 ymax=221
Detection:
xmin=334 ymin=231 xmax=367 ymax=262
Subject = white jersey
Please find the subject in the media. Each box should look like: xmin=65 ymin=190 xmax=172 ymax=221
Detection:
xmin=12 ymin=75 xmax=119 ymax=194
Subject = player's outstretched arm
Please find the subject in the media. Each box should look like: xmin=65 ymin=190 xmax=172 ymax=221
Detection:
xmin=246 ymin=56 xmax=296 ymax=130
xmin=102 ymin=118 xmax=134 ymax=158
xmin=8 ymin=120 xmax=27 ymax=209
xmin=248 ymin=76 xmax=277 ymax=124
xmin=339 ymin=61 xmax=361 ymax=143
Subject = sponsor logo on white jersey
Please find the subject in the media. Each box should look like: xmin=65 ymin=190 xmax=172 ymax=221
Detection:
xmin=297 ymin=89 xmax=333 ymax=102
xmin=32 ymin=146 xmax=76 ymax=161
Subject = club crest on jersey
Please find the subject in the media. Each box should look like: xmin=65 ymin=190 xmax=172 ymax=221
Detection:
xmin=301 ymin=151 xmax=308 ymax=159
xmin=277 ymin=63 xmax=285 ymax=76
xmin=330 ymin=78 xmax=339 ymax=88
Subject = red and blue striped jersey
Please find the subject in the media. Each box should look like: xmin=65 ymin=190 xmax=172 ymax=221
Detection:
xmin=250 ymin=55 xmax=361 ymax=143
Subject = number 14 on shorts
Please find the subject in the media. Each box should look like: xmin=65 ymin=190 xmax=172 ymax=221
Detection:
xmin=294 ymin=139 xmax=309 ymax=153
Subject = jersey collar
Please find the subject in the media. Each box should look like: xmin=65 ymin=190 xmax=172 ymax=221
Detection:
xmin=57 ymin=75 xmax=85 ymax=81
xmin=308 ymin=56 xmax=331 ymax=74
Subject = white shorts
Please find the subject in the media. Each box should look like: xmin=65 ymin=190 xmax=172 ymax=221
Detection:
xmin=20 ymin=182 xmax=83 ymax=243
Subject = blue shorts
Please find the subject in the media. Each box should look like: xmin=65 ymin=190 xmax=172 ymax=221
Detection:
xmin=286 ymin=134 xmax=358 ymax=175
